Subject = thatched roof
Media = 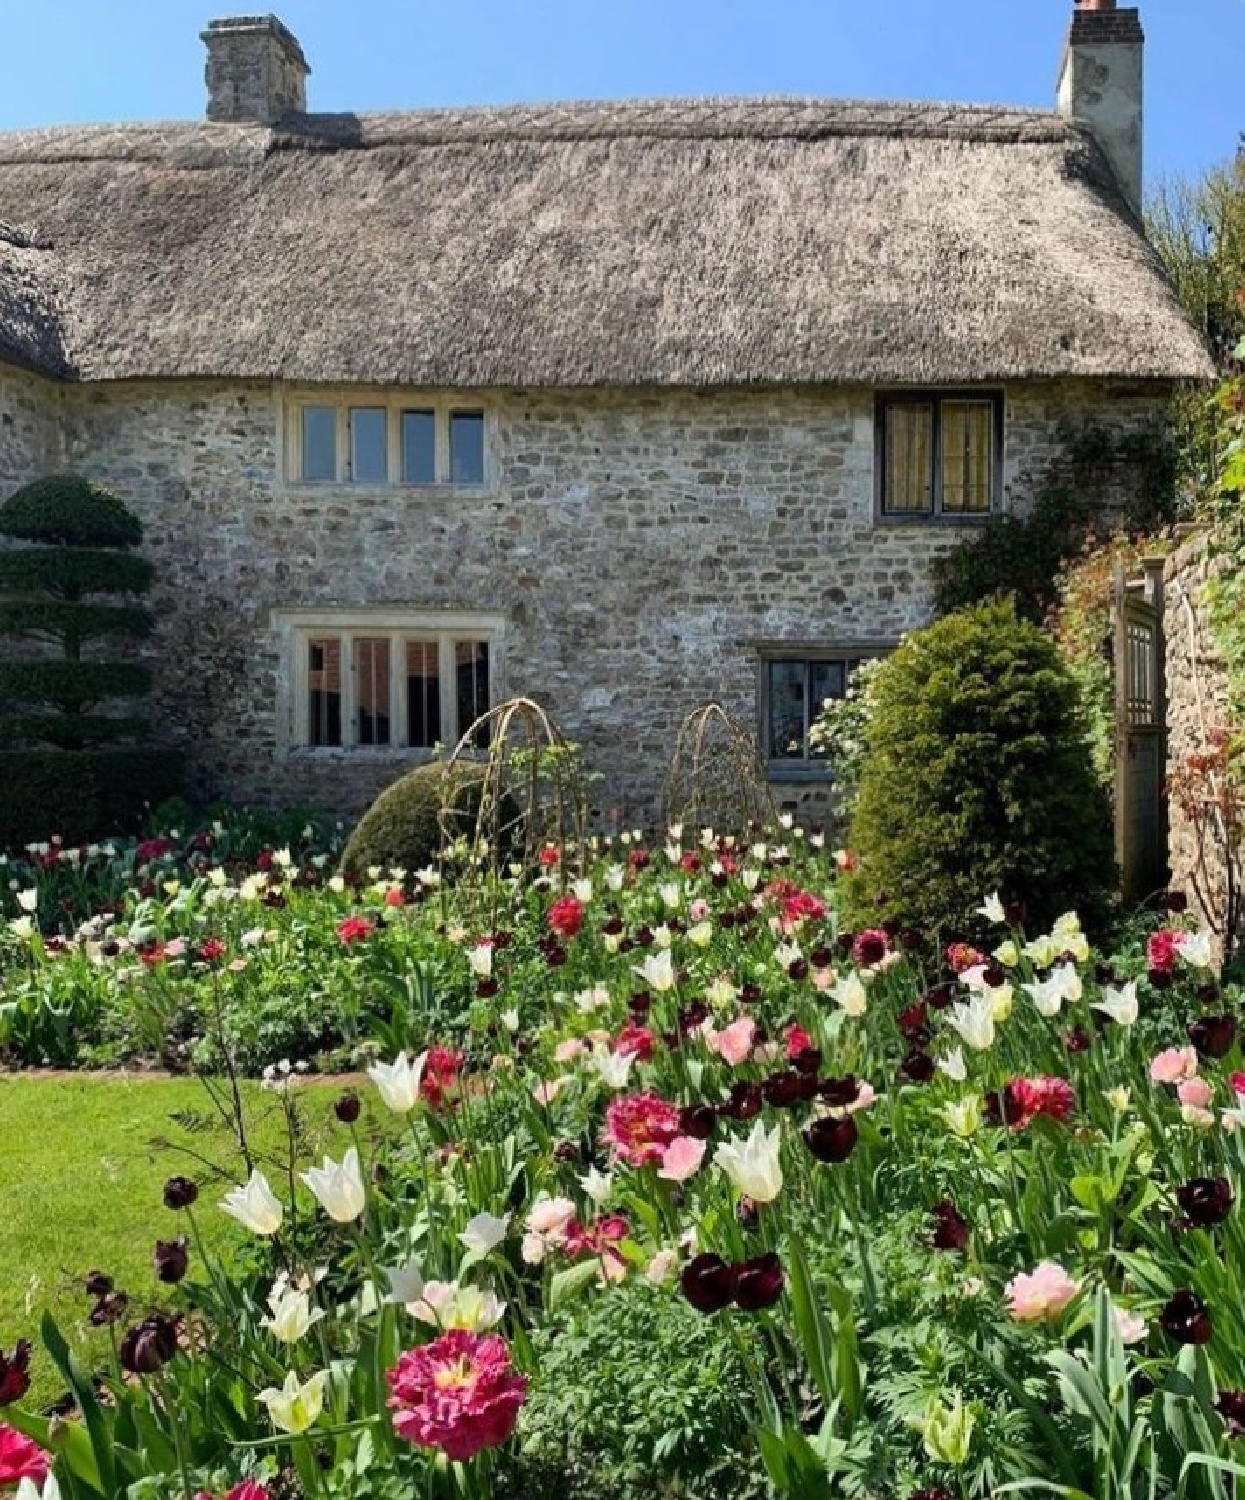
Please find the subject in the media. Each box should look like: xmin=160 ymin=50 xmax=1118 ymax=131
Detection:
xmin=0 ymin=222 xmax=69 ymax=376
xmin=0 ymin=98 xmax=1214 ymax=387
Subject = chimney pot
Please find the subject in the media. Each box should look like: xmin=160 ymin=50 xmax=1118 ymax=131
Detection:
xmin=202 ymin=14 xmax=309 ymax=125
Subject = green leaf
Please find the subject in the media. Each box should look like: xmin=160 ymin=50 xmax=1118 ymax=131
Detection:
xmin=549 ymin=1260 xmax=601 ymax=1310
xmin=40 ymin=1312 xmax=114 ymax=1496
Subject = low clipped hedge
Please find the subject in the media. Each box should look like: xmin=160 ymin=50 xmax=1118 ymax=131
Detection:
xmin=342 ymin=760 xmax=506 ymax=880
xmin=0 ymin=547 xmax=155 ymax=598
xmin=0 ymin=660 xmax=153 ymax=709
xmin=0 ymin=749 xmax=185 ymax=849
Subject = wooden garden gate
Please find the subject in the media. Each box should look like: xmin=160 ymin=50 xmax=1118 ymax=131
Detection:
xmin=1113 ymin=560 xmax=1167 ymax=902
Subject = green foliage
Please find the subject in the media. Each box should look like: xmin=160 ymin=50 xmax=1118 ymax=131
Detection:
xmin=0 ymin=748 xmax=185 ymax=849
xmin=513 ymin=1282 xmax=762 ymax=1500
xmin=0 ymin=714 xmax=148 ymax=748
xmin=0 ymin=660 xmax=153 ymax=710
xmin=932 ymin=422 xmax=1177 ymax=623
xmin=0 ymin=600 xmax=154 ymax=646
xmin=844 ymin=600 xmax=1118 ymax=939
xmin=0 ymin=546 xmax=155 ymax=599
xmin=0 ymin=474 xmax=143 ymax=548
xmin=342 ymin=760 xmax=499 ymax=880
xmin=1203 ymin=372 xmax=1245 ymax=723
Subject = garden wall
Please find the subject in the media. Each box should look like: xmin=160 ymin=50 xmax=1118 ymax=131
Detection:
xmin=0 ymin=362 xmax=61 ymax=493
xmin=40 ymin=376 xmax=1170 ymax=823
xmin=1164 ymin=527 xmax=1233 ymax=943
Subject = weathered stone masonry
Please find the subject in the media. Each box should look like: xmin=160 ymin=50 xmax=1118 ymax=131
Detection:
xmin=1 ymin=371 xmax=1170 ymax=822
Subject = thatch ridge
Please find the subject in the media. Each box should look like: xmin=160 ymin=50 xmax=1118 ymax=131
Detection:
xmin=0 ymin=96 xmax=1214 ymax=386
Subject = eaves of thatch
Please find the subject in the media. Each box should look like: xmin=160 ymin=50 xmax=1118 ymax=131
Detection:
xmin=0 ymin=97 xmax=1216 ymax=388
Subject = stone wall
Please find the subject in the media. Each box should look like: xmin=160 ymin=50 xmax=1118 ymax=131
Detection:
xmin=0 ymin=374 xmax=1169 ymax=825
xmin=1165 ymin=527 xmax=1235 ymax=945
xmin=0 ymin=362 xmax=62 ymax=493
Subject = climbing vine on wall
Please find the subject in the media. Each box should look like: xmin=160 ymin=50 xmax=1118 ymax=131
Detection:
xmin=1202 ymin=367 xmax=1245 ymax=723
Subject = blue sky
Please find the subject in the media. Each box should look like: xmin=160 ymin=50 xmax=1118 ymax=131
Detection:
xmin=0 ymin=0 xmax=1238 ymax=188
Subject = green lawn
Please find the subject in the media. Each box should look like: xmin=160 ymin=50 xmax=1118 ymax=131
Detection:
xmin=0 ymin=1073 xmax=344 ymax=1407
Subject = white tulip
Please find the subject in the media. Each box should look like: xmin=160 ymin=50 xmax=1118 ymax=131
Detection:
xmin=946 ymin=996 xmax=995 ymax=1052
xmin=580 ymin=1165 xmax=613 ymax=1204
xmin=976 ymin=892 xmax=1006 ymax=925
xmin=411 ymin=1281 xmax=506 ymax=1331
xmin=15 ymin=889 xmax=38 ymax=913
xmin=16 ymin=1478 xmax=61 ymax=1500
xmin=593 ymin=1044 xmax=635 ymax=1090
xmin=1093 ymin=981 xmax=1139 ymax=1027
xmin=467 ymin=942 xmax=494 ymax=979
xmin=262 ymin=1278 xmax=325 ymax=1343
xmin=937 ymin=1046 xmax=968 ymax=1082
xmin=220 ymin=1170 xmax=284 ymax=1236
xmin=368 ymin=1051 xmax=428 ymax=1113
xmin=632 ymin=950 xmax=676 ymax=993
xmin=301 ymin=1147 xmax=366 ymax=1223
xmin=714 ymin=1120 xmax=784 ymax=1203
xmin=1176 ymin=930 xmax=1214 ymax=969
xmin=832 ymin=972 xmax=869 ymax=1018
xmin=459 ymin=1211 xmax=511 ymax=1255
xmin=384 ymin=1257 xmax=426 ymax=1305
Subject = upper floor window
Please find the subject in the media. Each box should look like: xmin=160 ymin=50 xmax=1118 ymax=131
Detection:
xmin=288 ymin=395 xmax=490 ymax=487
xmin=276 ymin=611 xmax=502 ymax=752
xmin=876 ymin=392 xmax=1002 ymax=519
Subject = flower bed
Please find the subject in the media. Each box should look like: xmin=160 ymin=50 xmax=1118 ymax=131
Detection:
xmin=1 ymin=821 xmax=1244 ymax=1498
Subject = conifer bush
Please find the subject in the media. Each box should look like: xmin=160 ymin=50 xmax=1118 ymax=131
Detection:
xmin=342 ymin=761 xmax=501 ymax=880
xmin=843 ymin=600 xmax=1117 ymax=941
xmin=0 ymin=474 xmax=182 ymax=846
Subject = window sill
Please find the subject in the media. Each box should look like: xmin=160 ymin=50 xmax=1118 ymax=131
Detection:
xmin=874 ymin=511 xmax=997 ymax=528
xmin=278 ymin=481 xmax=498 ymax=501
xmin=766 ymin=761 xmax=833 ymax=784
xmin=282 ymin=745 xmax=443 ymax=761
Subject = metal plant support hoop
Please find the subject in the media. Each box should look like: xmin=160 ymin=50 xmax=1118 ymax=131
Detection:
xmin=662 ymin=701 xmax=778 ymax=835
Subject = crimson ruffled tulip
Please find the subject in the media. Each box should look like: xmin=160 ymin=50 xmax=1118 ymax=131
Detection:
xmin=1160 ymin=1290 xmax=1213 ymax=1345
xmin=0 ymin=1342 xmax=31 ymax=1405
xmin=680 ymin=1253 xmax=737 ymax=1314
xmin=803 ymin=1115 xmax=858 ymax=1163
xmin=733 ymin=1252 xmax=784 ymax=1311
xmin=1176 ymin=1176 xmax=1234 ymax=1228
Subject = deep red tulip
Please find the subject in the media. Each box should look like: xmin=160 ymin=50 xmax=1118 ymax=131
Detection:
xmin=734 ymin=1252 xmax=784 ymax=1312
xmin=680 ymin=1254 xmax=736 ymax=1314
xmin=804 ymin=1115 xmax=858 ymax=1163
xmin=0 ymin=1341 xmax=31 ymax=1405
xmin=1160 ymin=1290 xmax=1213 ymax=1345
xmin=1177 ymin=1176 xmax=1234 ymax=1228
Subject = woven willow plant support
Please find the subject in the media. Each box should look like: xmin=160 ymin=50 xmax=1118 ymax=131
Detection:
xmin=662 ymin=702 xmax=778 ymax=835
xmin=438 ymin=697 xmax=589 ymax=927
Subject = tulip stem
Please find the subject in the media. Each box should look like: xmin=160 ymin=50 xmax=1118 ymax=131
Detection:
xmin=156 ymin=1370 xmax=195 ymax=1500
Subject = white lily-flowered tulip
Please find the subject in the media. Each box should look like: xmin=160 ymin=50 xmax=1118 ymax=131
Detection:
xmin=937 ymin=1047 xmax=968 ymax=1082
xmin=384 ymin=1257 xmax=426 ymax=1305
xmin=831 ymin=971 xmax=868 ymax=1018
xmin=632 ymin=950 xmax=675 ymax=993
xmin=1175 ymin=930 xmax=1214 ymax=969
xmin=459 ymin=1211 xmax=511 ymax=1255
xmin=257 ymin=1369 xmax=327 ymax=1434
xmin=15 ymin=889 xmax=38 ymax=914
xmin=1023 ymin=963 xmax=1081 ymax=1018
xmin=593 ymin=1044 xmax=635 ymax=1090
xmin=1093 ymin=981 xmax=1139 ymax=1027
xmin=262 ymin=1275 xmax=325 ymax=1343
xmin=368 ymin=1051 xmax=428 ymax=1113
xmin=976 ymin=892 xmax=1006 ymax=925
xmin=714 ymin=1119 xmax=784 ymax=1203
xmin=16 ymin=1478 xmax=61 ymax=1500
xmin=580 ymin=1165 xmax=613 ymax=1204
xmin=946 ymin=996 xmax=996 ymax=1052
xmin=301 ymin=1147 xmax=366 ymax=1223
xmin=220 ymin=1169 xmax=284 ymax=1236
xmin=411 ymin=1280 xmax=506 ymax=1330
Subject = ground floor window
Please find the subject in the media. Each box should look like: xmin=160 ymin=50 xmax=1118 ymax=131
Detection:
xmin=277 ymin=612 xmax=502 ymax=752
xmin=760 ymin=646 xmax=890 ymax=769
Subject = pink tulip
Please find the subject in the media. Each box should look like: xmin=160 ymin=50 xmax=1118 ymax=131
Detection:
xmin=1150 ymin=1046 xmax=1199 ymax=1084
xmin=658 ymin=1136 xmax=707 ymax=1183
xmin=1005 ymin=1261 xmax=1080 ymax=1322
xmin=1177 ymin=1077 xmax=1215 ymax=1109
xmin=711 ymin=1017 xmax=756 ymax=1067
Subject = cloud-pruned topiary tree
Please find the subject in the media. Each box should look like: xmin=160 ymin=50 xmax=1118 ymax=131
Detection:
xmin=843 ymin=599 xmax=1118 ymax=943
xmin=0 ymin=474 xmax=182 ymax=845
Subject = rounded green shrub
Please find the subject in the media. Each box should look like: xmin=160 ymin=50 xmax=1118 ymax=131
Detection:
xmin=342 ymin=761 xmax=496 ymax=880
xmin=843 ymin=600 xmax=1117 ymax=941
xmin=0 ymin=475 xmax=144 ymax=549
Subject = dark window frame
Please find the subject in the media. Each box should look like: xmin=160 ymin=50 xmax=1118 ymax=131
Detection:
xmin=874 ymin=390 xmax=1005 ymax=522
xmin=758 ymin=643 xmax=893 ymax=778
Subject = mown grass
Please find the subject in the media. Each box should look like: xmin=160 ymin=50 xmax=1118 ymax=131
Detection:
xmin=0 ymin=1073 xmax=350 ymax=1407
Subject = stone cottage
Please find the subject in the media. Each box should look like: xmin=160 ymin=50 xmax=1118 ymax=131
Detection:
xmin=0 ymin=2 xmax=1212 ymax=823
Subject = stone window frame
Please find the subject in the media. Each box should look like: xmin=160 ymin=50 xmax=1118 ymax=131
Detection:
xmin=279 ymin=388 xmax=494 ymax=491
xmin=873 ymin=389 xmax=1005 ymax=523
xmin=272 ymin=608 xmax=506 ymax=758
xmin=757 ymin=640 xmax=893 ymax=782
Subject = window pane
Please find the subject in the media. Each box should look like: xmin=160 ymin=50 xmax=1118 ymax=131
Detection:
xmin=768 ymin=660 xmax=808 ymax=759
xmin=450 ymin=412 xmax=485 ymax=485
xmin=883 ymin=403 xmax=934 ymax=514
xmin=456 ymin=641 xmax=490 ymax=747
xmin=941 ymin=401 xmax=994 ymax=514
xmin=406 ymin=641 xmax=441 ymax=749
xmin=401 ymin=410 xmax=436 ymax=484
xmin=301 ymin=407 xmax=337 ymax=482
xmin=353 ymin=637 xmax=391 ymax=746
xmin=350 ymin=408 xmax=388 ymax=483
xmin=307 ymin=637 xmax=342 ymax=746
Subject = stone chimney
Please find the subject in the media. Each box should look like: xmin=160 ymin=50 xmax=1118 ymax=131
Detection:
xmin=1057 ymin=0 xmax=1144 ymax=217
xmin=202 ymin=15 xmax=310 ymax=125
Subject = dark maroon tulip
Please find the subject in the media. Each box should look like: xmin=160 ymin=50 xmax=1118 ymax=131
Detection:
xmin=1176 ymin=1176 xmax=1234 ymax=1228
xmin=810 ymin=947 xmax=834 ymax=970
xmin=162 ymin=1176 xmax=199 ymax=1211
xmin=911 ymin=1488 xmax=956 ymax=1500
xmin=982 ymin=962 xmax=1007 ymax=988
xmin=678 ymin=1002 xmax=709 ymax=1033
xmin=984 ymin=1086 xmax=1026 ymax=1128
xmin=334 ymin=1091 xmax=362 ymax=1124
xmin=897 ymin=1003 xmax=931 ymax=1043
xmin=633 ymin=926 xmax=653 ymax=947
xmin=553 ymin=1141 xmax=580 ymax=1164
xmin=1160 ymin=1290 xmax=1213 ymax=1345
xmin=1063 ymin=1026 xmax=1091 ymax=1054
xmin=1095 ymin=962 xmax=1119 ymax=986
xmin=923 ymin=982 xmax=956 ymax=1011
xmin=0 ymin=1341 xmax=31 ymax=1405
xmin=679 ymin=1104 xmax=717 ymax=1140
xmin=804 ymin=1115 xmax=858 ymax=1163
xmin=1217 ymin=1390 xmax=1245 ymax=1437
xmin=627 ymin=992 xmax=651 ymax=1017
xmin=1003 ymin=900 xmax=1027 ymax=926
xmin=1149 ymin=968 xmax=1173 ymax=991
xmin=899 ymin=1050 xmax=936 ymax=1085
xmin=154 ymin=1237 xmax=189 ymax=1285
xmin=853 ymin=931 xmax=887 ymax=966
xmin=476 ymin=978 xmax=500 ymax=999
xmin=762 ymin=1071 xmax=804 ymax=1109
xmin=739 ymin=983 xmax=762 ymax=1005
xmin=119 ymin=1315 xmax=179 ymax=1375
xmin=929 ymin=1200 xmax=970 ymax=1252
xmin=720 ymin=1082 xmax=763 ymax=1122
xmin=717 ymin=912 xmax=736 ymax=932
xmin=737 ymin=1196 xmax=760 ymax=1231
xmin=1165 ymin=890 xmax=1190 ymax=914
xmin=681 ymin=1253 xmax=737 ymax=1314
xmin=1197 ymin=982 xmax=1221 ymax=1006
xmin=542 ymin=942 xmax=568 ymax=968
xmin=817 ymin=1075 xmax=860 ymax=1108
xmin=792 ymin=1045 xmax=822 ymax=1076
xmin=734 ymin=1252 xmax=784 ymax=1312
xmin=787 ymin=959 xmax=809 ymax=982
xmin=89 ymin=1292 xmax=129 ymax=1328
xmin=898 ymin=928 xmax=924 ymax=952
xmin=84 ymin=1270 xmax=114 ymax=1297
xmin=1188 ymin=1016 xmax=1237 ymax=1060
